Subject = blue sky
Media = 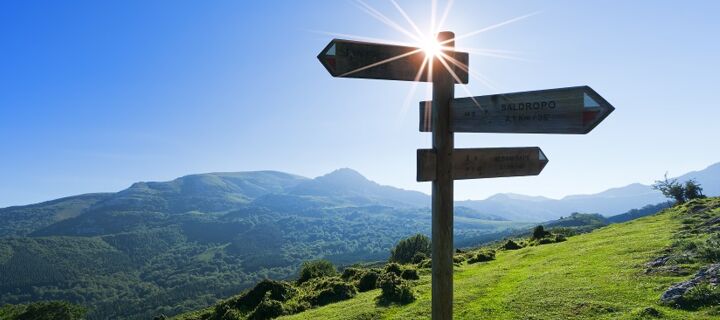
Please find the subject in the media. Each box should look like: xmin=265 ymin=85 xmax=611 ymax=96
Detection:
xmin=2 ymin=0 xmax=719 ymax=207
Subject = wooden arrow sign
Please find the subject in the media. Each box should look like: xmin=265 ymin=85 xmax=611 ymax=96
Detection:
xmin=417 ymin=147 xmax=548 ymax=182
xmin=318 ymin=39 xmax=469 ymax=83
xmin=419 ymin=86 xmax=614 ymax=134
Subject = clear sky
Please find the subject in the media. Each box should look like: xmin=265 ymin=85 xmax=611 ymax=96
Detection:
xmin=2 ymin=0 xmax=719 ymax=208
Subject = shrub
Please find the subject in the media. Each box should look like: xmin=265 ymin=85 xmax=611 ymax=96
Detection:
xmin=230 ymin=279 xmax=296 ymax=311
xmin=503 ymin=239 xmax=522 ymax=250
xmin=537 ymin=238 xmax=553 ymax=245
xmin=341 ymin=267 xmax=365 ymax=281
xmin=400 ymin=268 xmax=419 ymax=280
xmin=653 ymin=173 xmax=687 ymax=204
xmin=467 ymin=251 xmax=495 ymax=264
xmin=411 ymin=252 xmax=428 ymax=264
xmin=378 ymin=273 xmax=415 ymax=304
xmin=384 ymin=262 xmax=403 ymax=276
xmin=418 ymin=258 xmax=432 ymax=269
xmin=298 ymin=259 xmax=337 ymax=284
xmin=306 ymin=278 xmax=357 ymax=306
xmin=248 ymin=296 xmax=285 ymax=320
xmin=554 ymin=234 xmax=567 ymax=243
xmin=453 ymin=255 xmax=466 ymax=264
xmin=675 ymin=281 xmax=720 ymax=310
xmin=684 ymin=179 xmax=705 ymax=201
xmin=532 ymin=225 xmax=551 ymax=239
xmin=390 ymin=234 xmax=431 ymax=264
xmin=357 ymin=271 xmax=380 ymax=292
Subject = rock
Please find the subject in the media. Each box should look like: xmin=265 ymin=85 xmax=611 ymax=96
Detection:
xmin=660 ymin=263 xmax=720 ymax=305
xmin=646 ymin=256 xmax=670 ymax=268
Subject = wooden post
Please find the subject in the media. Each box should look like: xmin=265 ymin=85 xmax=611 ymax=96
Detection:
xmin=432 ymin=31 xmax=455 ymax=320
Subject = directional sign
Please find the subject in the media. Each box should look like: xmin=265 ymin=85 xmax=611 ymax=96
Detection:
xmin=318 ymin=39 xmax=469 ymax=83
xmin=419 ymin=86 xmax=614 ymax=134
xmin=417 ymin=147 xmax=548 ymax=182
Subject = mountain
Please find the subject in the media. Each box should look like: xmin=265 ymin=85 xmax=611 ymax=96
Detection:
xmin=0 ymin=168 xmax=520 ymax=320
xmin=287 ymin=168 xmax=429 ymax=208
xmin=1 ymin=164 xmax=719 ymax=319
xmin=458 ymin=162 xmax=720 ymax=221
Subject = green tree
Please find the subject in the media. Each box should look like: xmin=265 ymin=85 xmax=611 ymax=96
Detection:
xmin=684 ymin=179 xmax=705 ymax=200
xmin=390 ymin=234 xmax=431 ymax=264
xmin=653 ymin=173 xmax=686 ymax=204
xmin=297 ymin=259 xmax=337 ymax=284
xmin=532 ymin=225 xmax=550 ymax=239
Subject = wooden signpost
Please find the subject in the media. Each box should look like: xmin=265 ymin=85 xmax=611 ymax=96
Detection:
xmin=417 ymin=147 xmax=548 ymax=182
xmin=419 ymin=86 xmax=614 ymax=134
xmin=318 ymin=32 xmax=613 ymax=320
xmin=318 ymin=39 xmax=469 ymax=83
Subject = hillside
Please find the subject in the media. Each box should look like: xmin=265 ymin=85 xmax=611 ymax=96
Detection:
xmin=0 ymin=169 xmax=522 ymax=319
xmin=172 ymin=197 xmax=720 ymax=320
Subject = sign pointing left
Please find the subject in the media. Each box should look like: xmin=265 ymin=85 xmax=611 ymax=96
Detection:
xmin=318 ymin=39 xmax=469 ymax=83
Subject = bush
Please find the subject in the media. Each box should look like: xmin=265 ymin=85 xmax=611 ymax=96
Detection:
xmin=411 ymin=252 xmax=428 ymax=264
xmin=467 ymin=251 xmax=495 ymax=264
xmin=341 ymin=267 xmax=365 ymax=281
xmin=384 ymin=262 xmax=402 ymax=276
xmin=418 ymin=258 xmax=431 ymax=269
xmin=503 ymin=239 xmax=522 ymax=250
xmin=453 ymin=255 xmax=466 ymax=264
xmin=537 ymin=238 xmax=554 ymax=245
xmin=554 ymin=234 xmax=567 ymax=243
xmin=248 ymin=296 xmax=285 ymax=320
xmin=230 ymin=279 xmax=296 ymax=311
xmin=675 ymin=281 xmax=720 ymax=310
xmin=390 ymin=234 xmax=431 ymax=264
xmin=378 ymin=273 xmax=415 ymax=304
xmin=400 ymin=268 xmax=419 ymax=280
xmin=357 ymin=271 xmax=380 ymax=292
xmin=306 ymin=278 xmax=357 ymax=306
xmin=298 ymin=259 xmax=337 ymax=284
xmin=532 ymin=225 xmax=551 ymax=239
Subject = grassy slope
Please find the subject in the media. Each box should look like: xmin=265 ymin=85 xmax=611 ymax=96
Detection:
xmin=280 ymin=207 xmax=713 ymax=319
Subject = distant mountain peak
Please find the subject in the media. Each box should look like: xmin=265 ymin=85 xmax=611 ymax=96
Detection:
xmin=315 ymin=168 xmax=374 ymax=185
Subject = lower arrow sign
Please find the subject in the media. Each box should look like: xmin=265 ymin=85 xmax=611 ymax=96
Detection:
xmin=417 ymin=147 xmax=548 ymax=182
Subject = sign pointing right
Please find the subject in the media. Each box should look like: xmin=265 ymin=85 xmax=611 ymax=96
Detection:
xmin=420 ymin=86 xmax=614 ymax=134
xmin=417 ymin=147 xmax=548 ymax=182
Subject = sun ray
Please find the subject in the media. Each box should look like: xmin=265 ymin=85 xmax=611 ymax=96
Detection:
xmin=435 ymin=53 xmax=483 ymax=109
xmin=430 ymin=0 xmax=437 ymax=34
xmin=452 ymin=12 xmax=540 ymax=42
xmin=436 ymin=0 xmax=455 ymax=32
xmin=440 ymin=51 xmax=501 ymax=91
xmin=397 ymin=57 xmax=430 ymax=123
xmin=354 ymin=0 xmax=422 ymax=42
xmin=338 ymin=48 xmax=424 ymax=78
xmin=309 ymin=30 xmax=416 ymax=47
xmin=460 ymin=49 xmax=532 ymax=62
xmin=390 ymin=0 xmax=425 ymax=39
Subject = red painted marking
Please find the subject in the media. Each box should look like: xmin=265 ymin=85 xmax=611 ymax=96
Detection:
xmin=325 ymin=57 xmax=336 ymax=73
xmin=583 ymin=110 xmax=599 ymax=126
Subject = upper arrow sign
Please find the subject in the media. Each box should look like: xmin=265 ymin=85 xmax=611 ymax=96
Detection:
xmin=419 ymin=86 xmax=614 ymax=134
xmin=318 ymin=39 xmax=469 ymax=83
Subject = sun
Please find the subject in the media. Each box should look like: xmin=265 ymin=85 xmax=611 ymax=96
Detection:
xmin=420 ymin=36 xmax=442 ymax=58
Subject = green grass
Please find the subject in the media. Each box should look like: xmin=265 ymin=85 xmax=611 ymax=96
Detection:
xmin=280 ymin=208 xmax=714 ymax=320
